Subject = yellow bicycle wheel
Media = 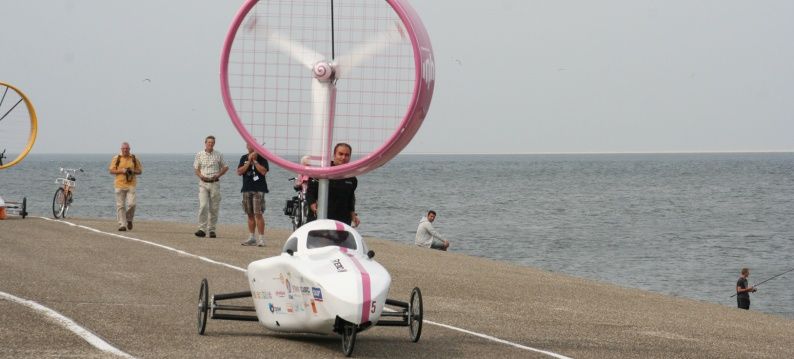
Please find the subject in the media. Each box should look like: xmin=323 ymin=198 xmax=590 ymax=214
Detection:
xmin=0 ymin=81 xmax=37 ymax=169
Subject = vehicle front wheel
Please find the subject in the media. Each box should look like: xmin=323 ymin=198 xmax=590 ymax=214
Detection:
xmin=341 ymin=323 xmax=357 ymax=357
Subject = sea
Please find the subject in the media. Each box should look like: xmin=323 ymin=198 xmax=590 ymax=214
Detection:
xmin=2 ymin=152 xmax=793 ymax=319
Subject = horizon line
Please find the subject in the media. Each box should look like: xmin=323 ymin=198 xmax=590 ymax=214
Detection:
xmin=26 ymin=150 xmax=794 ymax=156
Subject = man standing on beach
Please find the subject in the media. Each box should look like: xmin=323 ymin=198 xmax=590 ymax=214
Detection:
xmin=306 ymin=143 xmax=360 ymax=227
xmin=415 ymin=210 xmax=450 ymax=251
xmin=238 ymin=143 xmax=269 ymax=246
xmin=109 ymin=142 xmax=142 ymax=232
xmin=736 ymin=267 xmax=757 ymax=310
xmin=194 ymin=135 xmax=228 ymax=238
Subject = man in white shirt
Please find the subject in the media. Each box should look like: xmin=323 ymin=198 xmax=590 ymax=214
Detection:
xmin=415 ymin=210 xmax=450 ymax=251
xmin=193 ymin=135 xmax=229 ymax=238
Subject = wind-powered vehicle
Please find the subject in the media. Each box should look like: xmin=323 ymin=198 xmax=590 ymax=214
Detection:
xmin=197 ymin=220 xmax=423 ymax=356
xmin=200 ymin=0 xmax=435 ymax=355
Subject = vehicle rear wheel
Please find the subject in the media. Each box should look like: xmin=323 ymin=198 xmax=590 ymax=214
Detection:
xmin=198 ymin=279 xmax=209 ymax=335
xmin=408 ymin=287 xmax=423 ymax=342
xmin=341 ymin=323 xmax=357 ymax=357
xmin=52 ymin=188 xmax=65 ymax=218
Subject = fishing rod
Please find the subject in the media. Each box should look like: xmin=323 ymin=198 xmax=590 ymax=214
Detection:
xmin=730 ymin=267 xmax=794 ymax=298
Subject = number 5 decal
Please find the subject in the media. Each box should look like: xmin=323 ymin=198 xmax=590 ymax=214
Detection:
xmin=371 ymin=301 xmax=377 ymax=313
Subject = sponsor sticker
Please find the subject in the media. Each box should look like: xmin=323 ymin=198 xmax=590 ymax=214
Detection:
xmin=312 ymin=287 xmax=324 ymax=302
xmin=255 ymin=291 xmax=272 ymax=300
xmin=332 ymin=259 xmax=347 ymax=272
xmin=268 ymin=303 xmax=283 ymax=314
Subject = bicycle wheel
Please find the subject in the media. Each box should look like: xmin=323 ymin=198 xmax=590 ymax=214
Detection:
xmin=299 ymin=200 xmax=308 ymax=228
xmin=52 ymin=188 xmax=65 ymax=218
xmin=62 ymin=192 xmax=73 ymax=218
xmin=21 ymin=197 xmax=27 ymax=219
xmin=291 ymin=200 xmax=301 ymax=231
xmin=0 ymin=82 xmax=38 ymax=170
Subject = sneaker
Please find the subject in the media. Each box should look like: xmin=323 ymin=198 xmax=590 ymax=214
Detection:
xmin=118 ymin=226 xmax=127 ymax=232
xmin=195 ymin=229 xmax=206 ymax=237
xmin=241 ymin=237 xmax=257 ymax=246
xmin=257 ymin=238 xmax=265 ymax=247
xmin=209 ymin=231 xmax=217 ymax=238
xmin=127 ymin=221 xmax=133 ymax=230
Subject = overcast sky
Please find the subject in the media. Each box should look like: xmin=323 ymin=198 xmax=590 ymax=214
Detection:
xmin=2 ymin=0 xmax=792 ymax=154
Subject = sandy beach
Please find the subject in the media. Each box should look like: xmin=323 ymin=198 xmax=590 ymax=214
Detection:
xmin=1 ymin=216 xmax=793 ymax=358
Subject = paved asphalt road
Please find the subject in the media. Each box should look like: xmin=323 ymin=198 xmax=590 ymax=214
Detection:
xmin=1 ymin=217 xmax=793 ymax=358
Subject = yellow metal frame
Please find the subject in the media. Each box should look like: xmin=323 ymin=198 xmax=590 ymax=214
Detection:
xmin=0 ymin=81 xmax=38 ymax=169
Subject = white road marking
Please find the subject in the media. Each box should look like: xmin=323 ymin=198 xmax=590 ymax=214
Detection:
xmin=39 ymin=217 xmax=573 ymax=359
xmin=0 ymin=291 xmax=135 ymax=359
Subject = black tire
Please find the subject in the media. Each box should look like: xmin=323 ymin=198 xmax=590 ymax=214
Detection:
xmin=299 ymin=201 xmax=308 ymax=228
xmin=291 ymin=200 xmax=301 ymax=231
xmin=408 ymin=287 xmax=423 ymax=342
xmin=21 ymin=197 xmax=27 ymax=219
xmin=52 ymin=188 xmax=65 ymax=218
xmin=341 ymin=323 xmax=357 ymax=357
xmin=62 ymin=192 xmax=72 ymax=218
xmin=198 ymin=279 xmax=209 ymax=335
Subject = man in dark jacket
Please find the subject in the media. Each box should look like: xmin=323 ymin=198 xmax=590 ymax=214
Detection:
xmin=306 ymin=143 xmax=360 ymax=227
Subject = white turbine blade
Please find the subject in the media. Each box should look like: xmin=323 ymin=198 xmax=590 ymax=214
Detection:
xmin=268 ymin=31 xmax=324 ymax=70
xmin=335 ymin=21 xmax=407 ymax=77
xmin=309 ymin=79 xmax=331 ymax=163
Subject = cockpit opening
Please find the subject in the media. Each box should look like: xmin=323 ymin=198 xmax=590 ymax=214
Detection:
xmin=306 ymin=230 xmax=357 ymax=250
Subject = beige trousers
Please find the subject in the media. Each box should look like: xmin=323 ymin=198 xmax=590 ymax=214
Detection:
xmin=114 ymin=188 xmax=136 ymax=227
xmin=198 ymin=181 xmax=221 ymax=232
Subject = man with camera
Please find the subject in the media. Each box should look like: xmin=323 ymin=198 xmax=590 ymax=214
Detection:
xmin=109 ymin=142 xmax=142 ymax=231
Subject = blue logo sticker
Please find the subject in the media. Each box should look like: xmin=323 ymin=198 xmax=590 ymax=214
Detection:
xmin=312 ymin=287 xmax=324 ymax=302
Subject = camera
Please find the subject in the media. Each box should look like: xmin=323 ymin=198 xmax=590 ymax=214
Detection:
xmin=125 ymin=168 xmax=133 ymax=175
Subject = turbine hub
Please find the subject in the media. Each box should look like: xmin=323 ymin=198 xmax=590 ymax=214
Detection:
xmin=313 ymin=62 xmax=335 ymax=82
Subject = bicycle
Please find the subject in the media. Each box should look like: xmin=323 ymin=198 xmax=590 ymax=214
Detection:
xmin=52 ymin=167 xmax=83 ymax=218
xmin=283 ymin=177 xmax=310 ymax=231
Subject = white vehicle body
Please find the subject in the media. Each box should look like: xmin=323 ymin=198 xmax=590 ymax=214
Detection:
xmin=247 ymin=220 xmax=391 ymax=334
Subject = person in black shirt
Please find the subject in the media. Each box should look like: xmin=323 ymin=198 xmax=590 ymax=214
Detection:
xmin=736 ymin=267 xmax=756 ymax=310
xmin=306 ymin=143 xmax=360 ymax=227
xmin=238 ymin=143 xmax=269 ymax=246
